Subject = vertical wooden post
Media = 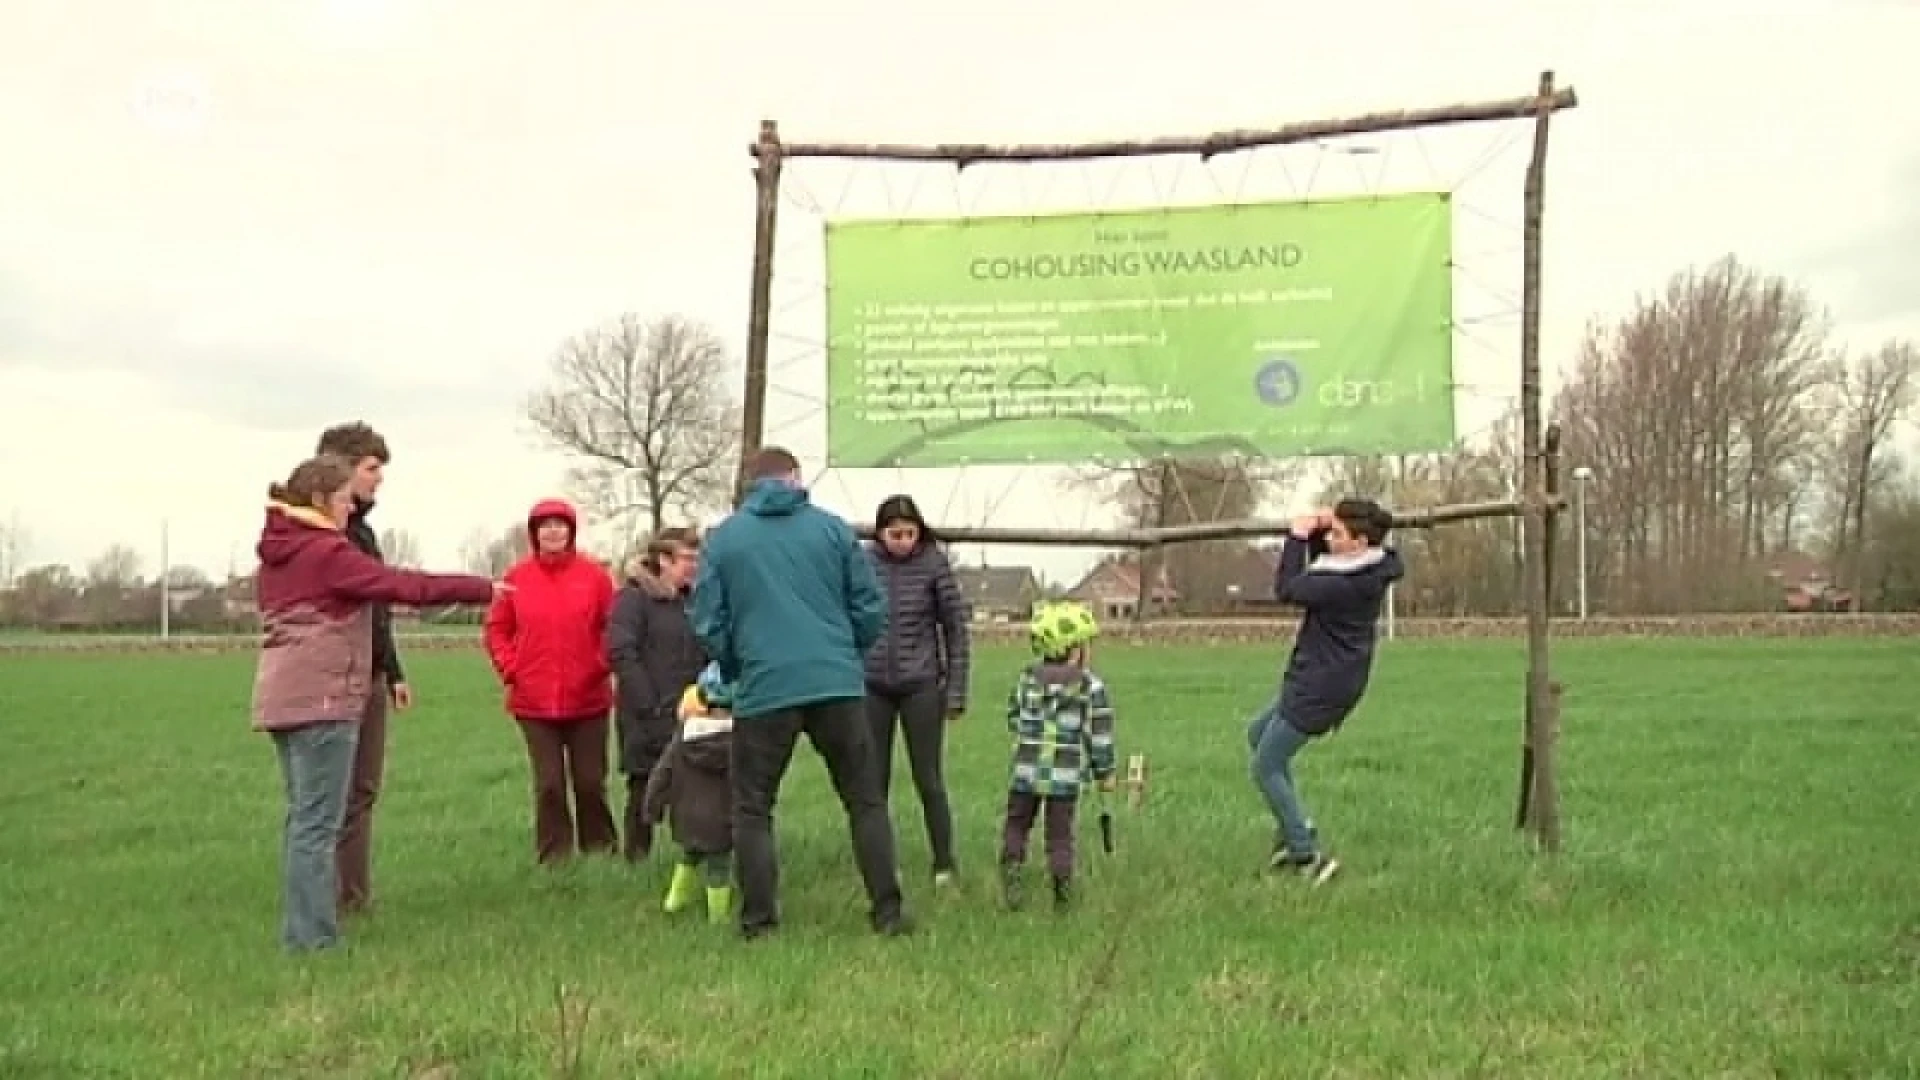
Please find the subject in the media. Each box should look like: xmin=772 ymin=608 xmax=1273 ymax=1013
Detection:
xmin=1544 ymin=424 xmax=1563 ymax=620
xmin=1124 ymin=753 xmax=1148 ymax=809
xmin=1537 ymin=680 xmax=1564 ymax=848
xmin=1518 ymin=424 xmax=1565 ymax=830
xmin=736 ymin=119 xmax=784 ymax=500
xmin=1133 ymin=546 xmax=1155 ymax=625
xmin=1516 ymin=71 xmax=1562 ymax=854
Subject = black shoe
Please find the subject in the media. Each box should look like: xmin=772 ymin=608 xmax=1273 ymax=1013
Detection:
xmin=624 ymin=824 xmax=654 ymax=863
xmin=1269 ymin=823 xmax=1321 ymax=867
xmin=1000 ymin=861 xmax=1025 ymax=911
xmin=739 ymin=921 xmax=778 ymax=942
xmin=871 ymin=911 xmax=915 ymax=937
xmin=1051 ymin=875 xmax=1073 ymax=912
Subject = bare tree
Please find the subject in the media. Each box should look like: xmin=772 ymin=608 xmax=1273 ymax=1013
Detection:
xmin=525 ymin=313 xmax=739 ymax=546
xmin=86 ymin=545 xmax=143 ymax=590
xmin=1858 ymin=456 xmax=1920 ymax=610
xmin=461 ymin=524 xmax=528 ymax=579
xmin=0 ymin=512 xmax=26 ymax=587
xmin=1062 ymin=456 xmax=1296 ymax=614
xmin=1319 ymin=414 xmax=1522 ymax=616
xmin=1822 ymin=340 xmax=1919 ymax=597
xmin=378 ymin=527 xmax=423 ymax=569
xmin=1553 ymin=258 xmax=1832 ymax=613
xmin=160 ymin=565 xmax=213 ymax=591
xmin=80 ymin=545 xmax=145 ymax=626
xmin=10 ymin=564 xmax=77 ymax=627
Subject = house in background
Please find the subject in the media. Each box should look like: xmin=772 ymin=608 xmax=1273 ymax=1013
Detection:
xmin=1068 ymin=554 xmax=1179 ymax=622
xmin=1216 ymin=543 xmax=1285 ymax=612
xmin=1765 ymin=551 xmax=1854 ymax=612
xmin=221 ymin=573 xmax=257 ymax=620
xmin=953 ymin=566 xmax=1041 ymax=622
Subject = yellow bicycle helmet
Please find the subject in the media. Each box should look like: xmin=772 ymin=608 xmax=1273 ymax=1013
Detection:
xmin=1029 ymin=600 xmax=1100 ymax=658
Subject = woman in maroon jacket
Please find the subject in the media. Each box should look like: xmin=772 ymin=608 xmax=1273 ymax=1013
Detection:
xmin=483 ymin=499 xmax=619 ymax=864
xmin=251 ymin=454 xmax=500 ymax=952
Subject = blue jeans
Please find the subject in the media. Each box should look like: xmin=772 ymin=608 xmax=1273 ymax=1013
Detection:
xmin=272 ymin=721 xmax=359 ymax=951
xmin=1247 ymin=701 xmax=1316 ymax=858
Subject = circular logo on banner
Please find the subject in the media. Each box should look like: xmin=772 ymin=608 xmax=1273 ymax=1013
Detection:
xmin=1253 ymin=357 xmax=1302 ymax=408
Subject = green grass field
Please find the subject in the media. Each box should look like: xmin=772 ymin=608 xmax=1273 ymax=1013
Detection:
xmin=2 ymin=639 xmax=1916 ymax=1078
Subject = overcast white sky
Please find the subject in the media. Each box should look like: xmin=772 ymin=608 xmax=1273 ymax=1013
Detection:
xmin=2 ymin=0 xmax=1915 ymax=589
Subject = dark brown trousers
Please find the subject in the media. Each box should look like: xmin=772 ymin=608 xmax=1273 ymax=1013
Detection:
xmin=1001 ymin=790 xmax=1077 ymax=879
xmin=336 ymin=688 xmax=387 ymax=913
xmin=517 ymin=714 xmax=617 ymax=863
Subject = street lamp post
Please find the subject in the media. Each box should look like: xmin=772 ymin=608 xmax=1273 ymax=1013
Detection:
xmin=158 ymin=518 xmax=172 ymax=640
xmin=1572 ymin=467 xmax=1593 ymax=620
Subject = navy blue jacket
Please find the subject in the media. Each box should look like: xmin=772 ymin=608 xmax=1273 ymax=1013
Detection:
xmin=1274 ymin=533 xmax=1405 ymax=736
xmin=863 ymin=540 xmax=972 ymax=711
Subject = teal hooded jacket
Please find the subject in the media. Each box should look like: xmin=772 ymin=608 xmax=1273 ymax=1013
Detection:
xmin=690 ymin=480 xmax=887 ymax=719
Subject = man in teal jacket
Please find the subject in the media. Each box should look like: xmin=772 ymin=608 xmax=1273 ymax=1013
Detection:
xmin=691 ymin=447 xmax=909 ymax=938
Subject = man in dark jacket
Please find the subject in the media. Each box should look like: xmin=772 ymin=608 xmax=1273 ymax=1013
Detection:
xmin=1248 ymin=497 xmax=1404 ymax=886
xmin=691 ymin=447 xmax=908 ymax=939
xmin=315 ymin=421 xmax=410 ymax=916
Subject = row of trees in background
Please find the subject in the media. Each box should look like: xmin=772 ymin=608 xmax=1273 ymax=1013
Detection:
xmin=1 ymin=256 xmax=1915 ymax=631
xmin=0 ymin=313 xmax=740 ymax=632
xmin=1554 ymin=258 xmax=1917 ymax=612
xmin=0 ymin=526 xmax=435 ymax=632
xmin=1074 ymin=257 xmax=1920 ymax=616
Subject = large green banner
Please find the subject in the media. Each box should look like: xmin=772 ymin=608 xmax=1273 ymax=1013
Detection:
xmin=823 ymin=193 xmax=1455 ymax=467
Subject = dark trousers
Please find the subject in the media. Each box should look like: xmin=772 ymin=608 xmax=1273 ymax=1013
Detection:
xmin=1001 ymin=791 xmax=1077 ymax=879
xmin=516 ymin=714 xmax=617 ymax=864
xmin=731 ymin=697 xmax=904 ymax=934
xmin=336 ymin=685 xmax=387 ymax=913
xmin=865 ymin=685 xmax=956 ymax=873
xmin=622 ymin=775 xmax=650 ymax=860
xmin=619 ymin=707 xmax=674 ymax=861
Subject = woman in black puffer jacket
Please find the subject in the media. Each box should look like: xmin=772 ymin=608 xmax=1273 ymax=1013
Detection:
xmin=863 ymin=494 xmax=973 ymax=886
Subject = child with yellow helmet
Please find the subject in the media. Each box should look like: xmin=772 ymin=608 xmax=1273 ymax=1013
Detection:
xmin=642 ymin=663 xmax=737 ymax=924
xmin=997 ymin=600 xmax=1118 ymax=912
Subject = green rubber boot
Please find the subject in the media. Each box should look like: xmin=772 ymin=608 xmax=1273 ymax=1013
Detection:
xmin=663 ymin=862 xmax=700 ymax=914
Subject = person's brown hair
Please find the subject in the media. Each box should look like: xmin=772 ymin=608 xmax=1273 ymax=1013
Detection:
xmin=748 ymin=447 xmax=801 ymax=481
xmin=1332 ymin=497 xmax=1395 ymax=547
xmin=268 ymin=454 xmax=354 ymax=508
xmin=315 ymin=421 xmax=391 ymax=465
xmin=640 ymin=526 xmax=702 ymax=575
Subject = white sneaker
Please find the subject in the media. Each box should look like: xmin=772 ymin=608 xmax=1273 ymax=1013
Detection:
xmin=1270 ymin=851 xmax=1340 ymax=886
xmin=1299 ymin=854 xmax=1340 ymax=887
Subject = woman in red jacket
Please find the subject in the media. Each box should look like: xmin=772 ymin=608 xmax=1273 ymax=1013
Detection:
xmin=483 ymin=499 xmax=619 ymax=864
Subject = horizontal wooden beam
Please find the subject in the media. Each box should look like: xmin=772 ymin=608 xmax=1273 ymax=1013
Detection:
xmin=851 ymin=496 xmax=1559 ymax=548
xmin=761 ymin=87 xmax=1578 ymax=166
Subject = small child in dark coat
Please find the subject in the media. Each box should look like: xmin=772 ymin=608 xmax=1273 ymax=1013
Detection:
xmin=642 ymin=662 xmax=735 ymax=924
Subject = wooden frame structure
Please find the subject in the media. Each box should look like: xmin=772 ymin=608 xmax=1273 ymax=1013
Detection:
xmin=735 ymin=73 xmax=1579 ymax=852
